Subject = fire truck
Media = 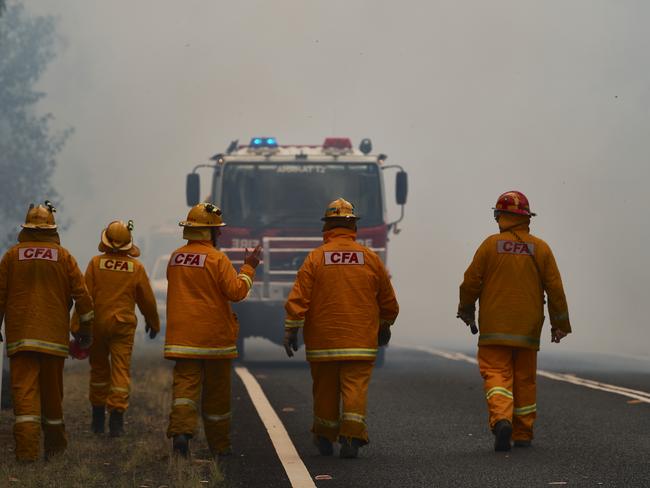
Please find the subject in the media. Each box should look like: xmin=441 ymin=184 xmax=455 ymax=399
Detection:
xmin=185 ymin=137 xmax=408 ymax=362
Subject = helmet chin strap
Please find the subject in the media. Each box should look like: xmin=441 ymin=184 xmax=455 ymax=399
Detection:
xmin=211 ymin=227 xmax=220 ymax=247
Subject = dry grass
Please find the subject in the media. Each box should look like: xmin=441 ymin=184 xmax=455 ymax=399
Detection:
xmin=0 ymin=346 xmax=224 ymax=488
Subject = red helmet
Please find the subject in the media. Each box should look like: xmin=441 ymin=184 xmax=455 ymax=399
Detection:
xmin=69 ymin=339 xmax=89 ymax=360
xmin=493 ymin=191 xmax=536 ymax=217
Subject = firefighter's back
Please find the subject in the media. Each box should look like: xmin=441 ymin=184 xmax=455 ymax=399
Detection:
xmin=165 ymin=241 xmax=239 ymax=359
xmin=2 ymin=239 xmax=86 ymax=356
xmin=89 ymin=253 xmax=146 ymax=326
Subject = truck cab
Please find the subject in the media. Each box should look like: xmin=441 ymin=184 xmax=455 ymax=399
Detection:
xmin=186 ymin=137 xmax=407 ymax=361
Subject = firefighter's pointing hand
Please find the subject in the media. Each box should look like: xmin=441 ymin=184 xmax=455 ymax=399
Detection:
xmin=284 ymin=328 xmax=299 ymax=357
xmin=244 ymin=245 xmax=262 ymax=269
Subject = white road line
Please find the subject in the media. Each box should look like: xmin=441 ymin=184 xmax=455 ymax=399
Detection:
xmin=235 ymin=366 xmax=316 ymax=488
xmin=410 ymin=345 xmax=650 ymax=404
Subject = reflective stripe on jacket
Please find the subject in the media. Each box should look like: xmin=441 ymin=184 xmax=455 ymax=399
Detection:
xmin=459 ymin=214 xmax=571 ymax=350
xmin=164 ymin=240 xmax=254 ymax=360
xmin=285 ymin=228 xmax=399 ymax=362
xmin=0 ymin=232 xmax=93 ymax=357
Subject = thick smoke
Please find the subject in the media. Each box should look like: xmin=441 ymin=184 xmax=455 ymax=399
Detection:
xmin=22 ymin=0 xmax=650 ymax=358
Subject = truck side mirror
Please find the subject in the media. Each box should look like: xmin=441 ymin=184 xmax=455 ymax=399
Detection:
xmin=396 ymin=171 xmax=408 ymax=205
xmin=186 ymin=173 xmax=200 ymax=206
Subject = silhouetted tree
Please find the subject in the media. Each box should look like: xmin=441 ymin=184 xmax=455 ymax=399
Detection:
xmin=0 ymin=2 xmax=71 ymax=251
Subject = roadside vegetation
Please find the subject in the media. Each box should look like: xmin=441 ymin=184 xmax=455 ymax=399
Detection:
xmin=0 ymin=350 xmax=224 ymax=488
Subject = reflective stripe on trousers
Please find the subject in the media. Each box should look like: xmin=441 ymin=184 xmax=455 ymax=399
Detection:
xmin=203 ymin=412 xmax=231 ymax=423
xmin=514 ymin=403 xmax=537 ymax=416
xmin=173 ymin=397 xmax=198 ymax=410
xmin=486 ymin=386 xmax=514 ymax=400
xmin=15 ymin=415 xmax=41 ymax=424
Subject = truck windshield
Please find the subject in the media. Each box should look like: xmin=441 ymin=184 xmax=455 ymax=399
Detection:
xmin=219 ymin=163 xmax=383 ymax=228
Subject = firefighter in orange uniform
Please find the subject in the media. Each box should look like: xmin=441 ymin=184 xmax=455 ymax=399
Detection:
xmin=79 ymin=220 xmax=160 ymax=436
xmin=0 ymin=202 xmax=94 ymax=461
xmin=457 ymin=191 xmax=571 ymax=451
xmin=165 ymin=203 xmax=261 ymax=458
xmin=284 ymin=198 xmax=399 ymax=459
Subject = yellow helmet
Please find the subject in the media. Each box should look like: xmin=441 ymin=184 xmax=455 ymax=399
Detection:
xmin=321 ymin=198 xmax=359 ymax=221
xmin=99 ymin=220 xmax=140 ymax=257
xmin=179 ymin=203 xmax=227 ymax=227
xmin=22 ymin=201 xmax=57 ymax=230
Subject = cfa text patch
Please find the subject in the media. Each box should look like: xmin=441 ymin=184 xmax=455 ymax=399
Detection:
xmin=170 ymin=253 xmax=207 ymax=268
xmin=99 ymin=258 xmax=134 ymax=272
xmin=18 ymin=247 xmax=58 ymax=262
xmin=324 ymin=251 xmax=365 ymax=265
xmin=497 ymin=240 xmax=535 ymax=255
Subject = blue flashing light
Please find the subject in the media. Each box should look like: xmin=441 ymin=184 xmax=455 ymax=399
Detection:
xmin=250 ymin=137 xmax=278 ymax=148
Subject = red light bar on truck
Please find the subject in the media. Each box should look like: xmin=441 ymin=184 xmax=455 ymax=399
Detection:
xmin=323 ymin=137 xmax=353 ymax=150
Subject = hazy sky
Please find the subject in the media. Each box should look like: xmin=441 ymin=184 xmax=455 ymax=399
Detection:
xmin=22 ymin=0 xmax=650 ymax=358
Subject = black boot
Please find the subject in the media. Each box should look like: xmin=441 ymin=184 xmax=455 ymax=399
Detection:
xmin=313 ymin=436 xmax=333 ymax=456
xmin=173 ymin=434 xmax=191 ymax=458
xmin=339 ymin=437 xmax=363 ymax=459
xmin=493 ymin=419 xmax=513 ymax=452
xmin=91 ymin=406 xmax=105 ymax=434
xmin=108 ymin=410 xmax=124 ymax=437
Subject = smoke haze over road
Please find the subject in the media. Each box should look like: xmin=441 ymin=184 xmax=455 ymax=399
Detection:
xmin=21 ymin=0 xmax=650 ymax=358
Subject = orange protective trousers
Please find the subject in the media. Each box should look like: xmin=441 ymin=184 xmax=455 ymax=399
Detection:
xmin=10 ymin=352 xmax=67 ymax=461
xmin=310 ymin=361 xmax=374 ymax=444
xmin=478 ymin=345 xmax=537 ymax=441
xmin=167 ymin=359 xmax=232 ymax=453
xmin=88 ymin=322 xmax=135 ymax=412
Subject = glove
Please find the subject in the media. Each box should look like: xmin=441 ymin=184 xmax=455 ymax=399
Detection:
xmin=244 ymin=245 xmax=262 ymax=269
xmin=456 ymin=308 xmax=475 ymax=326
xmin=283 ymin=328 xmax=299 ymax=357
xmin=76 ymin=320 xmax=93 ymax=349
xmin=551 ymin=328 xmax=568 ymax=343
xmin=145 ymin=323 xmax=158 ymax=339
xmin=456 ymin=307 xmax=478 ymax=334
xmin=378 ymin=327 xmax=391 ymax=347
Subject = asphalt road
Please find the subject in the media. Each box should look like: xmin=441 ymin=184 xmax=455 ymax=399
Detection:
xmin=220 ymin=345 xmax=650 ymax=488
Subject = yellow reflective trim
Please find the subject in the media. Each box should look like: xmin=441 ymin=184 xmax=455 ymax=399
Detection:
xmin=90 ymin=382 xmax=109 ymax=388
xmin=306 ymin=348 xmax=377 ymax=359
xmin=480 ymin=333 xmax=540 ymax=347
xmin=486 ymin=386 xmax=513 ymax=400
xmin=43 ymin=417 xmax=64 ymax=426
xmin=514 ymin=404 xmax=537 ymax=416
xmin=314 ymin=416 xmax=339 ymax=429
xmin=164 ymin=344 xmax=237 ymax=357
xmin=79 ymin=310 xmax=95 ymax=322
xmin=238 ymin=273 xmax=253 ymax=290
xmin=7 ymin=339 xmax=68 ymax=355
xmin=284 ymin=319 xmax=304 ymax=329
xmin=203 ymin=411 xmax=232 ymax=423
xmin=341 ymin=412 xmax=366 ymax=424
xmin=110 ymin=386 xmax=129 ymax=393
xmin=15 ymin=415 xmax=41 ymax=424
xmin=173 ymin=398 xmax=198 ymax=410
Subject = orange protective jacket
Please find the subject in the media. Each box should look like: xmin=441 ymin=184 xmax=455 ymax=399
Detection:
xmin=164 ymin=240 xmax=255 ymax=360
xmin=82 ymin=253 xmax=159 ymax=330
xmin=0 ymin=231 xmax=93 ymax=357
xmin=459 ymin=214 xmax=571 ymax=350
xmin=285 ymin=228 xmax=399 ymax=361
